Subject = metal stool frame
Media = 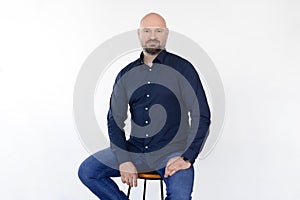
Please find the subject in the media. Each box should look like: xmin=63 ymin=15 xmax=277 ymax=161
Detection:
xmin=127 ymin=171 xmax=164 ymax=200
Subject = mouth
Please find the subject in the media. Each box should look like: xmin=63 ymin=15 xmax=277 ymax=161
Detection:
xmin=146 ymin=41 xmax=159 ymax=48
xmin=147 ymin=40 xmax=159 ymax=44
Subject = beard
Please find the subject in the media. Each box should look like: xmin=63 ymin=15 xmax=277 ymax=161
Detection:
xmin=143 ymin=39 xmax=163 ymax=55
xmin=144 ymin=47 xmax=162 ymax=55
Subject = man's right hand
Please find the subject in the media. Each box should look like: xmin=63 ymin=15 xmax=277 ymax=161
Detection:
xmin=119 ymin=161 xmax=138 ymax=187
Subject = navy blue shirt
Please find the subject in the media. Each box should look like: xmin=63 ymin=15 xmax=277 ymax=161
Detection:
xmin=107 ymin=50 xmax=211 ymax=166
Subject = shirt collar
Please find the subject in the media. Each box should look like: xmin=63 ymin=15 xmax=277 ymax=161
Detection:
xmin=139 ymin=49 xmax=167 ymax=64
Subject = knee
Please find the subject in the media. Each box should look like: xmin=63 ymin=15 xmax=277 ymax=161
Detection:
xmin=78 ymin=155 xmax=112 ymax=185
xmin=78 ymin=160 xmax=93 ymax=185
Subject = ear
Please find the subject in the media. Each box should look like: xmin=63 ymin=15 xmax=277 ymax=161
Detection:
xmin=165 ymin=28 xmax=169 ymax=36
xmin=137 ymin=28 xmax=140 ymax=37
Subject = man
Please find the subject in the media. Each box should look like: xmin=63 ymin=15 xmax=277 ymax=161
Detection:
xmin=78 ymin=13 xmax=211 ymax=200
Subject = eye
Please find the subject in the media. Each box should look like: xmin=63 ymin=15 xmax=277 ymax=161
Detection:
xmin=143 ymin=29 xmax=150 ymax=33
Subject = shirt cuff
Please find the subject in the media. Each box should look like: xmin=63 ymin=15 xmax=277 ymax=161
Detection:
xmin=181 ymin=148 xmax=198 ymax=163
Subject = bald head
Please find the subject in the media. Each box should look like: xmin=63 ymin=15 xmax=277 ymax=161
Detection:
xmin=138 ymin=13 xmax=169 ymax=56
xmin=139 ymin=13 xmax=167 ymax=28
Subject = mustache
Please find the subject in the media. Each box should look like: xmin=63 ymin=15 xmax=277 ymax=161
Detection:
xmin=146 ymin=39 xmax=160 ymax=43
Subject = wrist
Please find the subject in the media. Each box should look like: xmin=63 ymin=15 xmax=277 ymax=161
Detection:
xmin=181 ymin=156 xmax=194 ymax=165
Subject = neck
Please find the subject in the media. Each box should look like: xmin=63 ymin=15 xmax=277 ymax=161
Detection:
xmin=143 ymin=50 xmax=162 ymax=66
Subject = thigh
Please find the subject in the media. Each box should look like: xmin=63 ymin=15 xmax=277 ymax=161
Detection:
xmin=79 ymin=147 xmax=121 ymax=179
xmin=157 ymin=166 xmax=194 ymax=200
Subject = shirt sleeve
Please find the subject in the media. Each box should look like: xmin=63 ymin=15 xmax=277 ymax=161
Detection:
xmin=180 ymin=62 xmax=211 ymax=162
xmin=107 ymin=72 xmax=131 ymax=164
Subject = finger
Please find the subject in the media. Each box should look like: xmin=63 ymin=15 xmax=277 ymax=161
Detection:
xmin=166 ymin=158 xmax=177 ymax=167
xmin=123 ymin=176 xmax=128 ymax=183
xmin=169 ymin=171 xmax=174 ymax=177
xmin=166 ymin=161 xmax=172 ymax=167
xmin=129 ymin=174 xmax=135 ymax=187
xmin=121 ymin=175 xmax=126 ymax=183
xmin=133 ymin=175 xmax=138 ymax=187
xmin=127 ymin=178 xmax=132 ymax=186
xmin=127 ymin=177 xmax=132 ymax=187
xmin=123 ymin=174 xmax=130 ymax=185
xmin=126 ymin=174 xmax=132 ymax=187
xmin=167 ymin=163 xmax=178 ymax=173
xmin=165 ymin=158 xmax=181 ymax=177
xmin=164 ymin=167 xmax=171 ymax=178
xmin=164 ymin=170 xmax=168 ymax=178
xmin=169 ymin=169 xmax=178 ymax=177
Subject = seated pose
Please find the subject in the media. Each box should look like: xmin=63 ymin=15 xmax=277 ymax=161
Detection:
xmin=78 ymin=12 xmax=211 ymax=200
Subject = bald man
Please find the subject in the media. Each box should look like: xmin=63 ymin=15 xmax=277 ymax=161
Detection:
xmin=78 ymin=13 xmax=211 ymax=200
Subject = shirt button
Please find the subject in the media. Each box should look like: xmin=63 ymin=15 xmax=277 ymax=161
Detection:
xmin=145 ymin=120 xmax=149 ymax=124
xmin=145 ymin=107 xmax=148 ymax=110
xmin=149 ymin=68 xmax=152 ymax=71
xmin=147 ymin=81 xmax=151 ymax=84
xmin=146 ymin=134 xmax=149 ymax=137
xmin=145 ymin=146 xmax=149 ymax=149
xmin=146 ymin=94 xmax=150 ymax=98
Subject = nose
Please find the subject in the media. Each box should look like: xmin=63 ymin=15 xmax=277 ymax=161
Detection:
xmin=150 ymin=30 xmax=156 ymax=39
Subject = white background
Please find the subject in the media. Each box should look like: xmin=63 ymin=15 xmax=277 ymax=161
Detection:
xmin=0 ymin=0 xmax=299 ymax=199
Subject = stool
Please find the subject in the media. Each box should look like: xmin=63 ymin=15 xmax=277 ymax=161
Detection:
xmin=127 ymin=171 xmax=164 ymax=200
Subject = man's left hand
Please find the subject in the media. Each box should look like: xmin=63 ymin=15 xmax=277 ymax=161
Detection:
xmin=164 ymin=156 xmax=191 ymax=178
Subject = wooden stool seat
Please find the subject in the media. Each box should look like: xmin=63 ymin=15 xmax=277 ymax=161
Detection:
xmin=138 ymin=171 xmax=162 ymax=179
xmin=127 ymin=171 xmax=164 ymax=200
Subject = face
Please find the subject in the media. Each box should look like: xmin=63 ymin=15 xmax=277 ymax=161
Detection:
xmin=138 ymin=14 xmax=169 ymax=55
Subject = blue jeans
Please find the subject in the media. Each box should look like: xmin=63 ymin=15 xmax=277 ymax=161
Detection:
xmin=78 ymin=147 xmax=194 ymax=200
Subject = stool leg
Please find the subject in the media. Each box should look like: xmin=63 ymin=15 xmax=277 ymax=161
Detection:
xmin=160 ymin=179 xmax=164 ymax=200
xmin=127 ymin=186 xmax=131 ymax=199
xmin=143 ymin=179 xmax=147 ymax=200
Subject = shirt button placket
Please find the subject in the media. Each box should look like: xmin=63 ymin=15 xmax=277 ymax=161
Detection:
xmin=145 ymin=67 xmax=151 ymax=138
